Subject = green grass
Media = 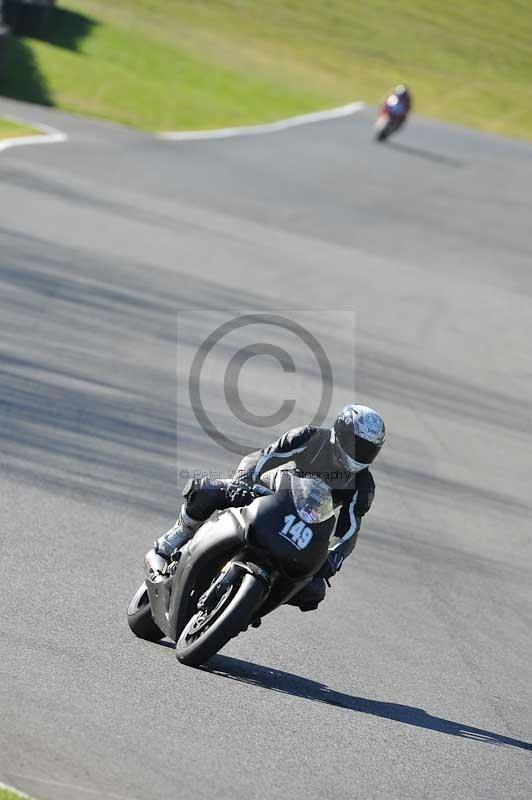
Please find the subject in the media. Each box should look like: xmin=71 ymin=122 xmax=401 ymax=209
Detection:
xmin=0 ymin=116 xmax=40 ymax=139
xmin=0 ymin=787 xmax=32 ymax=800
xmin=1 ymin=1 xmax=532 ymax=139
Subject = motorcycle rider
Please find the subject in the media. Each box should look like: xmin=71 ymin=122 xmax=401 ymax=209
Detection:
xmin=145 ymin=404 xmax=385 ymax=611
xmin=383 ymin=84 xmax=411 ymax=127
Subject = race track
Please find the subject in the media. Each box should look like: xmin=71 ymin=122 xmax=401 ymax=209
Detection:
xmin=0 ymin=97 xmax=531 ymax=800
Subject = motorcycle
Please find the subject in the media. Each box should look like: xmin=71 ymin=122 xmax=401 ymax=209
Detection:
xmin=374 ymin=93 xmax=408 ymax=142
xmin=127 ymin=473 xmax=336 ymax=666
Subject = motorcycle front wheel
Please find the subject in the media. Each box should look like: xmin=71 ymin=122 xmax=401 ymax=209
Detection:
xmin=175 ymin=572 xmax=265 ymax=667
xmin=127 ymin=581 xmax=164 ymax=642
xmin=375 ymin=122 xmax=392 ymax=141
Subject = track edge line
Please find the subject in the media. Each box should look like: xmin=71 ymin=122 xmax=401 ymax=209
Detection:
xmin=158 ymin=100 xmax=366 ymax=141
xmin=0 ymin=118 xmax=68 ymax=154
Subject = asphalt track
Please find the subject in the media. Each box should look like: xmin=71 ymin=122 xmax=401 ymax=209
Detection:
xmin=0 ymin=97 xmax=531 ymax=800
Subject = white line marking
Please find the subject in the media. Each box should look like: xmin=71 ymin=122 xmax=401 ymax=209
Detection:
xmin=0 ymin=781 xmax=34 ymax=799
xmin=158 ymin=101 xmax=365 ymax=141
xmin=0 ymin=117 xmax=68 ymax=153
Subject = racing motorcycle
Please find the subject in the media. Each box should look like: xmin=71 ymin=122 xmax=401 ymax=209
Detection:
xmin=127 ymin=474 xmax=335 ymax=667
xmin=374 ymin=92 xmax=409 ymax=141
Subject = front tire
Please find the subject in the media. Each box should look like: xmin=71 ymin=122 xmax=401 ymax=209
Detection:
xmin=376 ymin=122 xmax=392 ymax=141
xmin=374 ymin=114 xmax=391 ymax=142
xmin=176 ymin=573 xmax=265 ymax=667
xmin=127 ymin=582 xmax=164 ymax=642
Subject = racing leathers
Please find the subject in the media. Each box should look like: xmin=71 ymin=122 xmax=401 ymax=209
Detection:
xmin=237 ymin=425 xmax=375 ymax=572
xmin=154 ymin=426 xmax=375 ymax=610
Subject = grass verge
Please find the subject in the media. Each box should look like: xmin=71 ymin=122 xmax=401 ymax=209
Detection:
xmin=0 ymin=116 xmax=40 ymax=139
xmin=0 ymin=0 xmax=531 ymax=139
xmin=0 ymin=787 xmax=33 ymax=800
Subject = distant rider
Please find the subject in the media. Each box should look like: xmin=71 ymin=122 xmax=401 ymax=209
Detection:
xmin=145 ymin=404 xmax=385 ymax=611
xmin=382 ymin=84 xmax=412 ymax=129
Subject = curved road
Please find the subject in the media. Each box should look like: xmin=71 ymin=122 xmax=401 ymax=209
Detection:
xmin=0 ymin=98 xmax=531 ymax=800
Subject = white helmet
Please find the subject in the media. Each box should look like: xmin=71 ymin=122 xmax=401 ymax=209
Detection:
xmin=331 ymin=404 xmax=385 ymax=473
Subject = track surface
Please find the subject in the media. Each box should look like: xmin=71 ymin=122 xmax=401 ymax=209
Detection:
xmin=0 ymin=98 xmax=531 ymax=800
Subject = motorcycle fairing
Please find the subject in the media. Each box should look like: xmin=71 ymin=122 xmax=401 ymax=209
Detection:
xmin=147 ymin=488 xmax=336 ymax=639
xmin=385 ymin=95 xmax=406 ymax=117
xmin=242 ymin=491 xmax=334 ymax=579
xmin=147 ymin=509 xmax=246 ymax=641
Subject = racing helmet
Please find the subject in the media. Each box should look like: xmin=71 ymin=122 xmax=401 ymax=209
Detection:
xmin=331 ymin=404 xmax=385 ymax=473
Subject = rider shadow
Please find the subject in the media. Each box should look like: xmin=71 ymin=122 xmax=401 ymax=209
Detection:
xmin=386 ymin=140 xmax=463 ymax=168
xmin=202 ymin=655 xmax=532 ymax=753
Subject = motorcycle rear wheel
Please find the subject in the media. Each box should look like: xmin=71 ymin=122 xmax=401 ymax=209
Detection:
xmin=127 ymin=581 xmax=164 ymax=642
xmin=176 ymin=572 xmax=265 ymax=667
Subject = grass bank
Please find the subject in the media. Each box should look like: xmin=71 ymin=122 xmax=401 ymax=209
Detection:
xmin=0 ymin=0 xmax=531 ymax=139
xmin=0 ymin=116 xmax=39 ymax=139
xmin=0 ymin=786 xmax=33 ymax=800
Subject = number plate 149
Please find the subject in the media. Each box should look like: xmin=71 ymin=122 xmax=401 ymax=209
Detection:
xmin=278 ymin=514 xmax=313 ymax=550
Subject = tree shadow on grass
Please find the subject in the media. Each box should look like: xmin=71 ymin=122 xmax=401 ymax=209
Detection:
xmin=0 ymin=36 xmax=52 ymax=105
xmin=202 ymin=655 xmax=532 ymax=753
xmin=0 ymin=8 xmax=97 ymax=107
xmin=46 ymin=8 xmax=97 ymax=52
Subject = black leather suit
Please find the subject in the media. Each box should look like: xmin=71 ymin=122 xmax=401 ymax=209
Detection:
xmin=182 ymin=427 xmax=376 ymax=610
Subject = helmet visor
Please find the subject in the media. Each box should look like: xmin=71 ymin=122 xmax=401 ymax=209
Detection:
xmin=336 ymin=434 xmax=381 ymax=469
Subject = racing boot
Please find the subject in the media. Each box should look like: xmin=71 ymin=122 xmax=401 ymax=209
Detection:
xmin=144 ymin=506 xmax=202 ymax=578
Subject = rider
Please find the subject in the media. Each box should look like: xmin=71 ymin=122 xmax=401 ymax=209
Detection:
xmin=145 ymin=404 xmax=385 ymax=611
xmin=385 ymin=84 xmax=412 ymax=122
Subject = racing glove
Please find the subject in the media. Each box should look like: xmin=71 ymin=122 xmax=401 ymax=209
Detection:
xmin=226 ymin=479 xmax=256 ymax=507
xmin=317 ymin=550 xmax=345 ymax=581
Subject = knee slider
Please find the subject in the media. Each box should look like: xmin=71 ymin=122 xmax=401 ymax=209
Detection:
xmin=291 ymin=576 xmax=327 ymax=612
xmin=307 ymin=576 xmax=327 ymax=605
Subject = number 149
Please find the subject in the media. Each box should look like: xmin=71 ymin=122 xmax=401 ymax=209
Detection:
xmin=280 ymin=514 xmax=313 ymax=549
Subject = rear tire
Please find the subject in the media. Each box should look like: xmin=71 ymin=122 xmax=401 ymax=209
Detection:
xmin=127 ymin=582 xmax=164 ymax=642
xmin=176 ymin=573 xmax=265 ymax=667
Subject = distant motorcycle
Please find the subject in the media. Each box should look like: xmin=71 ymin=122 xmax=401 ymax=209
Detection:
xmin=127 ymin=474 xmax=335 ymax=666
xmin=375 ymin=85 xmax=411 ymax=142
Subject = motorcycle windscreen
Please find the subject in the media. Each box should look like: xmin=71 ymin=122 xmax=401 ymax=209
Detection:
xmin=290 ymin=475 xmax=334 ymax=524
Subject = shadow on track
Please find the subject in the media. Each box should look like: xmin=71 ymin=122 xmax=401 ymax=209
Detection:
xmin=386 ymin=140 xmax=463 ymax=168
xmin=0 ymin=227 xmax=292 ymax=513
xmin=203 ymin=655 xmax=532 ymax=753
